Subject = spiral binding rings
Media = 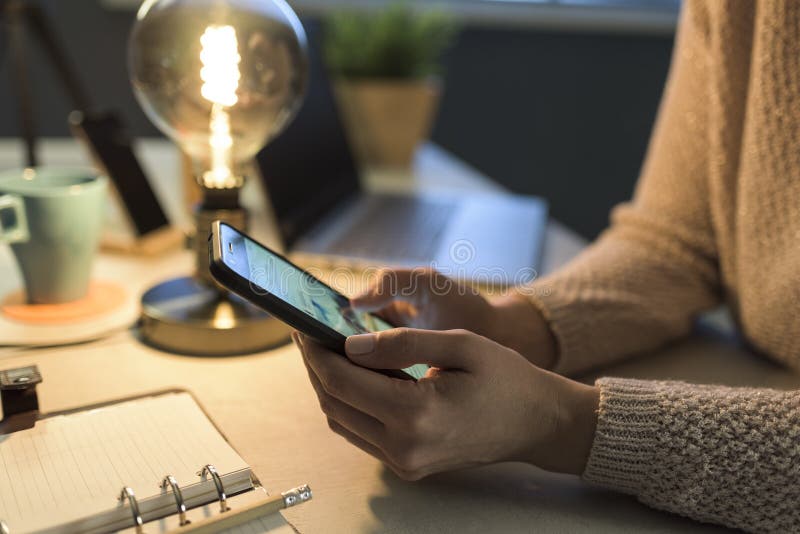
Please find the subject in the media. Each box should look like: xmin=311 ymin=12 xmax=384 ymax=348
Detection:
xmin=3 ymin=468 xmax=312 ymax=533
xmin=197 ymin=464 xmax=229 ymax=513
xmin=118 ymin=487 xmax=144 ymax=533
xmin=160 ymin=475 xmax=190 ymax=526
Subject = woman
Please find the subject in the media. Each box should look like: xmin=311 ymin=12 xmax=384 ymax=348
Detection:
xmin=292 ymin=1 xmax=800 ymax=532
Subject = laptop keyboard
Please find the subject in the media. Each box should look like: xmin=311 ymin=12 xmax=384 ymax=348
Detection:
xmin=327 ymin=196 xmax=457 ymax=263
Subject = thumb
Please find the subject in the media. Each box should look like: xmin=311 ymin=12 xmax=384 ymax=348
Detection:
xmin=345 ymin=328 xmax=487 ymax=372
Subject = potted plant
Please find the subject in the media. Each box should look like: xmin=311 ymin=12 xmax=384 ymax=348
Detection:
xmin=325 ymin=3 xmax=457 ymax=168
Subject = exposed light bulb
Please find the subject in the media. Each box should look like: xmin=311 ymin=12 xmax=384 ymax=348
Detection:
xmin=128 ymin=0 xmax=308 ymax=191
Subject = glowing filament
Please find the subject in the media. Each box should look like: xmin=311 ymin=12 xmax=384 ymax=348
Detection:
xmin=199 ymin=25 xmax=241 ymax=189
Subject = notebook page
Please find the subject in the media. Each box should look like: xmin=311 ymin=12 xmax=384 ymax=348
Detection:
xmin=220 ymin=513 xmax=296 ymax=534
xmin=0 ymin=392 xmax=249 ymax=533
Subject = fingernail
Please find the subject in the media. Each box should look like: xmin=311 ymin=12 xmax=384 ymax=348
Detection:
xmin=346 ymin=333 xmax=376 ymax=356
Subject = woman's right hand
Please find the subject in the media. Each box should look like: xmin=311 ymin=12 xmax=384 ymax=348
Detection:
xmin=351 ymin=268 xmax=557 ymax=369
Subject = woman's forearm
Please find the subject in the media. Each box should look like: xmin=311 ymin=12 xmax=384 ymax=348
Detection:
xmin=514 ymin=0 xmax=723 ymax=377
xmin=584 ymin=378 xmax=800 ymax=533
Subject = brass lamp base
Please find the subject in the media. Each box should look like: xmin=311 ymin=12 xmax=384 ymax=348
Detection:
xmin=138 ymin=183 xmax=287 ymax=356
xmin=140 ymin=276 xmax=290 ymax=356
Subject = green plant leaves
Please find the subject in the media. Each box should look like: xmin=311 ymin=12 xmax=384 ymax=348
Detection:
xmin=324 ymin=3 xmax=458 ymax=80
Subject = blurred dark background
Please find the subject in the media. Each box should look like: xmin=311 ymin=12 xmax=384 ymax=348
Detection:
xmin=0 ymin=0 xmax=675 ymax=239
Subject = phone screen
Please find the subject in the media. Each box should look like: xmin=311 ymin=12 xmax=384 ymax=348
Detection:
xmin=225 ymin=228 xmax=429 ymax=380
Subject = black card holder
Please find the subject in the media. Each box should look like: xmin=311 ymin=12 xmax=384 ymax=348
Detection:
xmin=0 ymin=365 xmax=42 ymax=433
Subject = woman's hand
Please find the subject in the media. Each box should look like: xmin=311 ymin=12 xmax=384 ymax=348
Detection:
xmin=352 ymin=268 xmax=557 ymax=369
xmin=294 ymin=328 xmax=598 ymax=481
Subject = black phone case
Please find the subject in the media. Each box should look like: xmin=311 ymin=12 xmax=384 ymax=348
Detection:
xmin=208 ymin=222 xmax=416 ymax=381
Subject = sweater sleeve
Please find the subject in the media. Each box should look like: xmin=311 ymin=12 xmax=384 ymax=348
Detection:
xmin=525 ymin=0 xmax=723 ymax=375
xmin=584 ymin=378 xmax=800 ymax=533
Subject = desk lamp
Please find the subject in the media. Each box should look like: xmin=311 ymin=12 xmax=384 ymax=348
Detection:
xmin=128 ymin=0 xmax=307 ymax=355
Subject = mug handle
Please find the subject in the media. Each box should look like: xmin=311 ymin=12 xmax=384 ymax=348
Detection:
xmin=0 ymin=194 xmax=30 ymax=245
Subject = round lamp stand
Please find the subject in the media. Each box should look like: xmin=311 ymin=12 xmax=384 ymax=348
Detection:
xmin=139 ymin=190 xmax=290 ymax=356
xmin=140 ymin=276 xmax=289 ymax=356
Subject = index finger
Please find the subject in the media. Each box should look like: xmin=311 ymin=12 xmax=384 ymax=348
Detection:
xmin=297 ymin=334 xmax=419 ymax=422
xmin=351 ymin=268 xmax=447 ymax=312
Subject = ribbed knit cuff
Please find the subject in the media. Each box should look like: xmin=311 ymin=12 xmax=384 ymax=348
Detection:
xmin=522 ymin=279 xmax=594 ymax=375
xmin=582 ymin=378 xmax=662 ymax=495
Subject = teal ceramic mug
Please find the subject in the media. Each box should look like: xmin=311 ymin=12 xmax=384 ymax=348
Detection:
xmin=0 ymin=168 xmax=108 ymax=304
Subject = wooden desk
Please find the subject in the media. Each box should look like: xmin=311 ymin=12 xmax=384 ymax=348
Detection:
xmin=2 ymin=140 xmax=795 ymax=533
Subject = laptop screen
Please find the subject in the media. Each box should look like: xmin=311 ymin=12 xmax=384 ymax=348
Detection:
xmin=255 ymin=19 xmax=361 ymax=247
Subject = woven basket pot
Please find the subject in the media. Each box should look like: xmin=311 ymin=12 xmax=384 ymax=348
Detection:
xmin=334 ymin=78 xmax=442 ymax=169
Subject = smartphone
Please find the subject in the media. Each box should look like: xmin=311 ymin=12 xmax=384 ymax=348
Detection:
xmin=209 ymin=221 xmax=429 ymax=381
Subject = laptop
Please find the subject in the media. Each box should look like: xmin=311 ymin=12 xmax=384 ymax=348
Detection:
xmin=256 ymin=22 xmax=547 ymax=286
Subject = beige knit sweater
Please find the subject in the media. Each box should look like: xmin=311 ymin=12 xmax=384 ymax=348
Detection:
xmin=528 ymin=1 xmax=800 ymax=532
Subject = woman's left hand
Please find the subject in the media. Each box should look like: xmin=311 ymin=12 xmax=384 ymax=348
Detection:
xmin=294 ymin=328 xmax=599 ymax=480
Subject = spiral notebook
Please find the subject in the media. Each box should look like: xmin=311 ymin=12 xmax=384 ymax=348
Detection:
xmin=0 ymin=391 xmax=298 ymax=534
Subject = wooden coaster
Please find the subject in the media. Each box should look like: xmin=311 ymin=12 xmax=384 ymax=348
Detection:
xmin=2 ymin=281 xmax=127 ymax=325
